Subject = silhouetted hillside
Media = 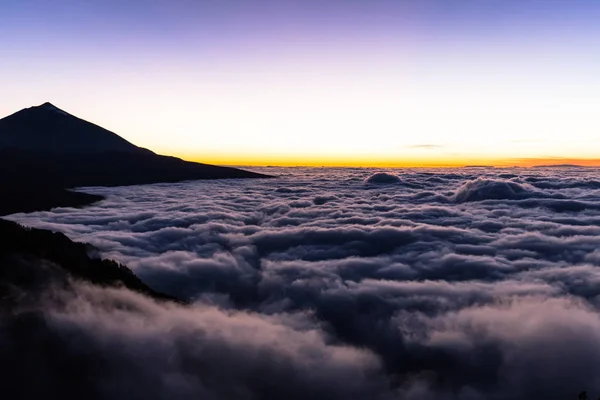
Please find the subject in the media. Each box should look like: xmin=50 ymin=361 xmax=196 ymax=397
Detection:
xmin=0 ymin=102 xmax=270 ymax=188
xmin=0 ymin=148 xmax=269 ymax=188
xmin=0 ymin=219 xmax=176 ymax=304
xmin=0 ymin=103 xmax=270 ymax=214
xmin=0 ymin=102 xmax=147 ymax=153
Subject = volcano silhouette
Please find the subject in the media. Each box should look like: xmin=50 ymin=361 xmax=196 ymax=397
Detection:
xmin=0 ymin=102 xmax=269 ymax=188
xmin=0 ymin=102 xmax=150 ymax=154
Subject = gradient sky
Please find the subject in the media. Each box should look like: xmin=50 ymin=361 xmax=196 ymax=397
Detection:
xmin=2 ymin=0 xmax=600 ymax=166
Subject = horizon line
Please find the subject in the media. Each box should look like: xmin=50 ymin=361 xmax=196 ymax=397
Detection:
xmin=178 ymin=156 xmax=600 ymax=169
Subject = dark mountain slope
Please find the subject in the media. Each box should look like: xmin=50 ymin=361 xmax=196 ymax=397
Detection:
xmin=0 ymin=219 xmax=176 ymax=304
xmin=0 ymin=102 xmax=270 ymax=185
xmin=0 ymin=102 xmax=147 ymax=154
xmin=0 ymin=102 xmax=270 ymax=214
xmin=0 ymin=148 xmax=268 ymax=188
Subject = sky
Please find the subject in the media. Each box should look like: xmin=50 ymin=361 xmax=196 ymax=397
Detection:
xmin=1 ymin=0 xmax=600 ymax=167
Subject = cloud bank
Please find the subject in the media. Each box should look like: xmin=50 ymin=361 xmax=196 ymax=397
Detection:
xmin=6 ymin=166 xmax=600 ymax=399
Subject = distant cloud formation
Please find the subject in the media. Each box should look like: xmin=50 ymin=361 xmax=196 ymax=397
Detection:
xmin=451 ymin=178 xmax=542 ymax=202
xmin=7 ymin=166 xmax=600 ymax=399
xmin=365 ymin=172 xmax=402 ymax=184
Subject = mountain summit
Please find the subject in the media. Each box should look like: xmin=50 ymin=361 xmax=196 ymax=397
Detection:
xmin=0 ymin=103 xmax=270 ymax=211
xmin=0 ymin=102 xmax=147 ymax=154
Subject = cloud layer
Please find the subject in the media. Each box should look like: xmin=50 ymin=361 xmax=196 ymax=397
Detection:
xmin=6 ymin=166 xmax=600 ymax=399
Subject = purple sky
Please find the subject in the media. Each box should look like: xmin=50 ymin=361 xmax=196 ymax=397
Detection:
xmin=2 ymin=0 xmax=600 ymax=165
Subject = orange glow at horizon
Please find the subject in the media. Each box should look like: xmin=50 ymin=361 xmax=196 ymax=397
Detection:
xmin=177 ymin=152 xmax=600 ymax=168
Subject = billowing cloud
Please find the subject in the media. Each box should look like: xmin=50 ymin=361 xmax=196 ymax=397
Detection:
xmin=452 ymin=178 xmax=542 ymax=203
xmin=6 ymin=166 xmax=600 ymax=399
xmin=0 ymin=279 xmax=393 ymax=400
xmin=365 ymin=172 xmax=402 ymax=184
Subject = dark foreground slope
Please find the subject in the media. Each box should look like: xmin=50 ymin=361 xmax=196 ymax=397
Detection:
xmin=0 ymin=220 xmax=182 ymax=399
xmin=0 ymin=219 xmax=175 ymax=304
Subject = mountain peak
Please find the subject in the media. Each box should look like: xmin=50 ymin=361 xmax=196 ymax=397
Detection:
xmin=35 ymin=102 xmax=69 ymax=115
xmin=0 ymin=102 xmax=142 ymax=153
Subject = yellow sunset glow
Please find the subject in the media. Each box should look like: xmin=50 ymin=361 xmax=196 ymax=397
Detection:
xmin=4 ymin=51 xmax=600 ymax=167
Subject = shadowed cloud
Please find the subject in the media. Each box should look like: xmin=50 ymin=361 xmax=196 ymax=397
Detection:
xmin=6 ymin=166 xmax=600 ymax=399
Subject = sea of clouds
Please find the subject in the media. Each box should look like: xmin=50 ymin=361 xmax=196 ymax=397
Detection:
xmin=6 ymin=166 xmax=600 ymax=399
